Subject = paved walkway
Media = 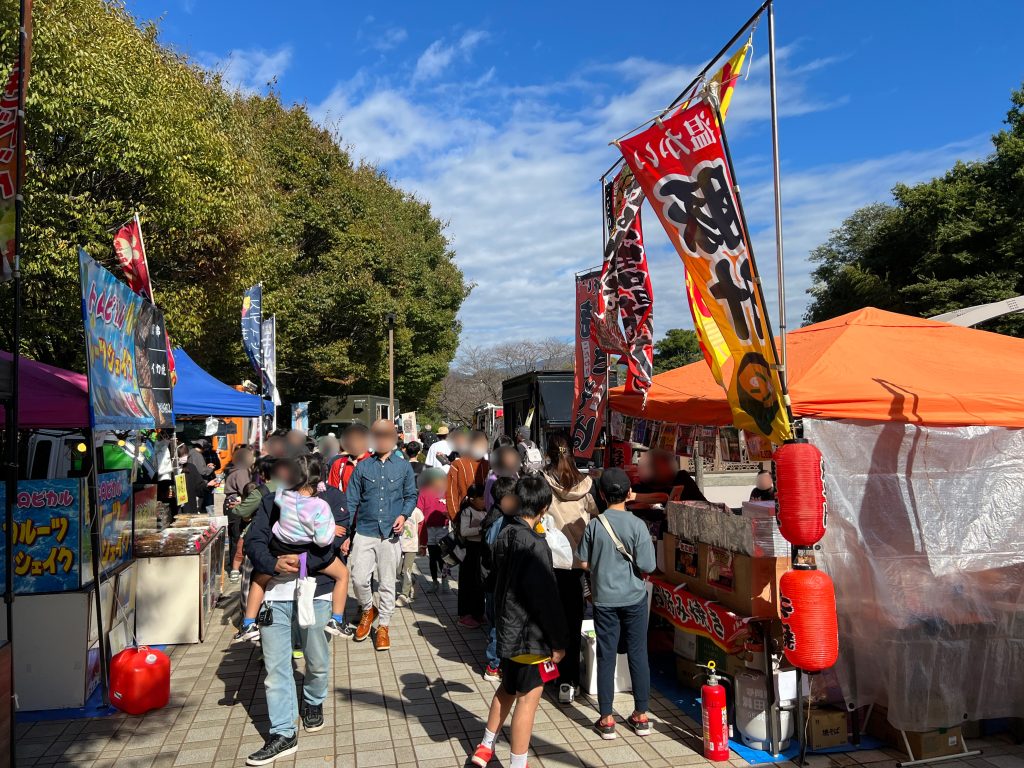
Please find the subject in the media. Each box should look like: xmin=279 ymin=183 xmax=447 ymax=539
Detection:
xmin=14 ymin=560 xmax=1024 ymax=768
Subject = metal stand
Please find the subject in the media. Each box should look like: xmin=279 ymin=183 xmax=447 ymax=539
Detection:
xmin=898 ymin=731 xmax=981 ymax=768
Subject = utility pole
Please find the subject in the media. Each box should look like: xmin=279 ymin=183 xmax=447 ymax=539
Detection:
xmin=386 ymin=313 xmax=396 ymax=421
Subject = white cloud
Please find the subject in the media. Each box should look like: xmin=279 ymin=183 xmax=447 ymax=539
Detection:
xmin=199 ymin=46 xmax=292 ymax=94
xmin=311 ymin=43 xmax=991 ymax=349
xmin=413 ymin=30 xmax=488 ymax=83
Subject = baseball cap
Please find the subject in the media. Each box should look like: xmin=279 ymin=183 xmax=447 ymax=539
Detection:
xmin=515 ymin=425 xmax=530 ymax=439
xmin=599 ymin=467 xmax=631 ymax=498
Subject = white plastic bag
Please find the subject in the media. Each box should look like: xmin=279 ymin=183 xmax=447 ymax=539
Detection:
xmin=295 ymin=553 xmax=316 ymax=628
xmin=542 ymin=514 xmax=574 ymax=570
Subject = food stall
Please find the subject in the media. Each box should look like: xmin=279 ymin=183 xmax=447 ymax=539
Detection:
xmin=609 ymin=308 xmax=1024 ymax=758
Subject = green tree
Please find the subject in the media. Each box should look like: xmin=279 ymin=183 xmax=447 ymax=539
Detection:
xmin=653 ymin=328 xmax=702 ymax=373
xmin=0 ymin=0 xmax=467 ymax=411
xmin=805 ymin=84 xmax=1024 ymax=337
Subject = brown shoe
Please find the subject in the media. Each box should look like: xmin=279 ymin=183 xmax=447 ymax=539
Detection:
xmin=374 ymin=625 xmax=391 ymax=652
xmin=353 ymin=606 xmax=377 ymax=642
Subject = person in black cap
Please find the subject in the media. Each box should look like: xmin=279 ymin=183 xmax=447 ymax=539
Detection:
xmin=576 ymin=467 xmax=657 ymax=741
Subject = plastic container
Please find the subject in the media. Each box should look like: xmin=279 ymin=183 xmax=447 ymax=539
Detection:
xmin=109 ymin=646 xmax=170 ymax=715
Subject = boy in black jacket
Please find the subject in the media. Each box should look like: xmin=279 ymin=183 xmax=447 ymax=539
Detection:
xmin=471 ymin=475 xmax=567 ymax=768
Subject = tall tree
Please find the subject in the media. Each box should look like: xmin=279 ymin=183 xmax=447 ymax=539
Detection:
xmin=652 ymin=328 xmax=702 ymax=373
xmin=0 ymin=0 xmax=467 ymax=411
xmin=805 ymin=85 xmax=1024 ymax=337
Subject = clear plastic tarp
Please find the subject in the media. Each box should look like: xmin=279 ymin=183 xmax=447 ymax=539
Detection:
xmin=805 ymin=419 xmax=1024 ymax=731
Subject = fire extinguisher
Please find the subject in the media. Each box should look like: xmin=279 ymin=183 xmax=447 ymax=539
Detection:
xmin=699 ymin=660 xmax=730 ymax=762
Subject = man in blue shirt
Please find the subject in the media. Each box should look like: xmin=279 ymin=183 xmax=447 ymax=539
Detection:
xmin=344 ymin=419 xmax=417 ymax=651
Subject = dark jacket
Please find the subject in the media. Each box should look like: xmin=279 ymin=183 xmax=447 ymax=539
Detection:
xmin=178 ymin=462 xmax=207 ymax=515
xmin=494 ymin=518 xmax=568 ymax=661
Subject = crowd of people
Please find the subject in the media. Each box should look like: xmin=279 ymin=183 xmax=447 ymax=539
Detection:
xmin=216 ymin=422 xmax=711 ymax=767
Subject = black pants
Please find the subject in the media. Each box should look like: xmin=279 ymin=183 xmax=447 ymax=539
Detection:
xmin=427 ymin=545 xmax=445 ymax=581
xmin=556 ymin=568 xmax=586 ymax=687
xmin=457 ymin=541 xmax=485 ymax=619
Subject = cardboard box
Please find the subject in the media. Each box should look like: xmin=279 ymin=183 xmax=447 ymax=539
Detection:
xmin=673 ymin=628 xmax=697 ymax=660
xmin=661 ymin=533 xmax=709 ymax=597
xmin=806 ymin=708 xmax=849 ymax=749
xmin=903 ymin=727 xmax=962 ymax=760
xmin=701 ymin=543 xmax=788 ymax=618
xmin=675 ymin=655 xmax=702 ymax=690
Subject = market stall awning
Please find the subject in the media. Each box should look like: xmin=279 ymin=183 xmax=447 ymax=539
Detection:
xmin=0 ymin=351 xmax=89 ymax=429
xmin=610 ymin=307 xmax=1024 ymax=428
xmin=172 ymin=348 xmax=272 ymax=417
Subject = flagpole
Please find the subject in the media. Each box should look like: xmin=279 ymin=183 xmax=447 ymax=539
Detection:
xmin=767 ymin=0 xmax=789 ymax=394
xmin=257 ymin=284 xmax=265 ymax=451
xmin=5 ymin=4 xmax=31 ymax=765
xmin=133 ymin=212 xmax=155 ymax=303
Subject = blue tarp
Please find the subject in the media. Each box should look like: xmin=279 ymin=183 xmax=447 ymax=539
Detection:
xmin=172 ymin=348 xmax=272 ymax=417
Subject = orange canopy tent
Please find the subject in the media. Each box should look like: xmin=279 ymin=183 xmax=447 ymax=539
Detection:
xmin=609 ymin=307 xmax=1024 ymax=428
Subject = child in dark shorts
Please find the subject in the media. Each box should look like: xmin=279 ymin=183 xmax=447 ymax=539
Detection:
xmin=471 ymin=475 xmax=567 ymax=768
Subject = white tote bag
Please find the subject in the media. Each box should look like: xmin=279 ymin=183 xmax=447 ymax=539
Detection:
xmin=295 ymin=553 xmax=317 ymax=628
xmin=541 ymin=514 xmax=574 ymax=570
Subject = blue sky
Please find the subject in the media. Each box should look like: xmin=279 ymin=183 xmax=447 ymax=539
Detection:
xmin=128 ymin=0 xmax=1024 ymax=348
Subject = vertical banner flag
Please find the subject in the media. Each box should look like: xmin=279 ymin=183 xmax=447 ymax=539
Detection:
xmin=0 ymin=62 xmax=21 ymax=281
xmin=572 ymin=268 xmax=608 ymax=459
xmin=261 ymin=316 xmax=281 ymax=406
xmin=112 ymin=217 xmax=153 ymax=298
xmin=291 ymin=402 xmax=309 ymax=433
xmin=618 ymin=100 xmax=791 ymax=443
xmin=79 ymin=250 xmax=174 ymax=430
xmin=112 ymin=216 xmax=177 ymax=385
xmin=241 ymin=284 xmax=263 ymax=382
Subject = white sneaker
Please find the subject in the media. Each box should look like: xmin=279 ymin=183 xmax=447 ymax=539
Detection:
xmin=229 ymin=570 xmax=241 ymax=582
xmin=396 ymin=594 xmax=411 ymax=607
xmin=558 ymin=683 xmax=575 ymax=705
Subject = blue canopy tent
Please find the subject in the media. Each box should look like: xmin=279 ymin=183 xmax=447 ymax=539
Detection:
xmin=172 ymin=348 xmax=272 ymax=417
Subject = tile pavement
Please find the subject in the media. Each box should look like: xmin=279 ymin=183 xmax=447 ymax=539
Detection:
xmin=13 ymin=558 xmax=1024 ymax=768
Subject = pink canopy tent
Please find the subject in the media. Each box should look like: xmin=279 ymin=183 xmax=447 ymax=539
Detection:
xmin=0 ymin=351 xmax=89 ymax=429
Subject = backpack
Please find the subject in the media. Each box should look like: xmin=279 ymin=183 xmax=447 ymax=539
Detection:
xmin=520 ymin=442 xmax=543 ymax=473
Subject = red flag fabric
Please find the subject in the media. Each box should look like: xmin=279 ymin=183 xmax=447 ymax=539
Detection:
xmin=0 ymin=63 xmax=20 ymax=281
xmin=112 ymin=217 xmax=177 ymax=385
xmin=113 ymin=218 xmax=154 ymax=300
xmin=572 ymin=268 xmax=608 ymax=459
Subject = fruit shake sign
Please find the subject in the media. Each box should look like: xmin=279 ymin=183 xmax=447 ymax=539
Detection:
xmin=79 ymin=250 xmax=174 ymax=430
xmin=0 ymin=479 xmax=84 ymax=594
xmin=96 ymin=471 xmax=133 ymax=574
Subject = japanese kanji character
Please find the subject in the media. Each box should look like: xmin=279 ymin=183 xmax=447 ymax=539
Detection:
xmin=688 ymin=598 xmax=710 ymax=631
xmin=683 ymin=111 xmax=716 ymax=151
xmin=780 ymin=595 xmax=794 ymax=619
xmin=709 ymin=610 xmax=726 ymax=640
xmin=655 ymin=161 xmax=742 ymax=255
xmin=782 ymin=624 xmax=797 ymax=652
xmin=709 ymin=257 xmax=762 ymax=342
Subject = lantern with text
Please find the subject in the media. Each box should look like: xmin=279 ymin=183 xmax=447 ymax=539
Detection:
xmin=774 ymin=440 xmax=827 ymax=546
xmin=779 ymin=569 xmax=839 ymax=673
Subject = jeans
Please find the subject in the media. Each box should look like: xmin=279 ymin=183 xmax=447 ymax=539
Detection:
xmin=399 ymin=551 xmax=416 ymax=598
xmin=350 ymin=532 xmax=401 ymax=625
xmin=593 ymin=596 xmax=650 ymax=718
xmin=484 ymin=592 xmax=499 ymax=668
xmin=260 ymin=600 xmax=331 ymax=738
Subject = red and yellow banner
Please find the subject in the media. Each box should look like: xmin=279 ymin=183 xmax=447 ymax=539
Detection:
xmin=649 ymin=576 xmax=749 ymax=653
xmin=619 ymin=99 xmax=790 ymax=443
xmin=572 ymin=268 xmax=608 ymax=459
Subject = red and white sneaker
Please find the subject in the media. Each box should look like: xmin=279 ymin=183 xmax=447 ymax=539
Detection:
xmin=470 ymin=744 xmax=494 ymax=767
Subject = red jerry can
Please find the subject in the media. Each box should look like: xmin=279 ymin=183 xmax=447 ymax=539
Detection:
xmin=109 ymin=646 xmax=170 ymax=715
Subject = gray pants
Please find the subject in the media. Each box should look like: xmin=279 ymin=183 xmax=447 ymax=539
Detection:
xmin=399 ymin=551 xmax=417 ymax=599
xmin=350 ymin=532 xmax=401 ymax=626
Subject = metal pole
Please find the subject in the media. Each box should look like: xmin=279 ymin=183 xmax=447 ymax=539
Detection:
xmin=86 ymin=434 xmax=110 ymax=707
xmin=5 ymin=4 xmax=31 ymax=762
xmin=387 ymin=315 xmax=395 ymax=421
xmin=767 ymin=0 xmax=789 ymax=385
xmin=257 ymin=284 xmax=264 ymax=451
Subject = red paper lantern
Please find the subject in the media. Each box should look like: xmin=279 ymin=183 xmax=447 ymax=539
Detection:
xmin=774 ymin=440 xmax=827 ymax=546
xmin=779 ymin=569 xmax=839 ymax=673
